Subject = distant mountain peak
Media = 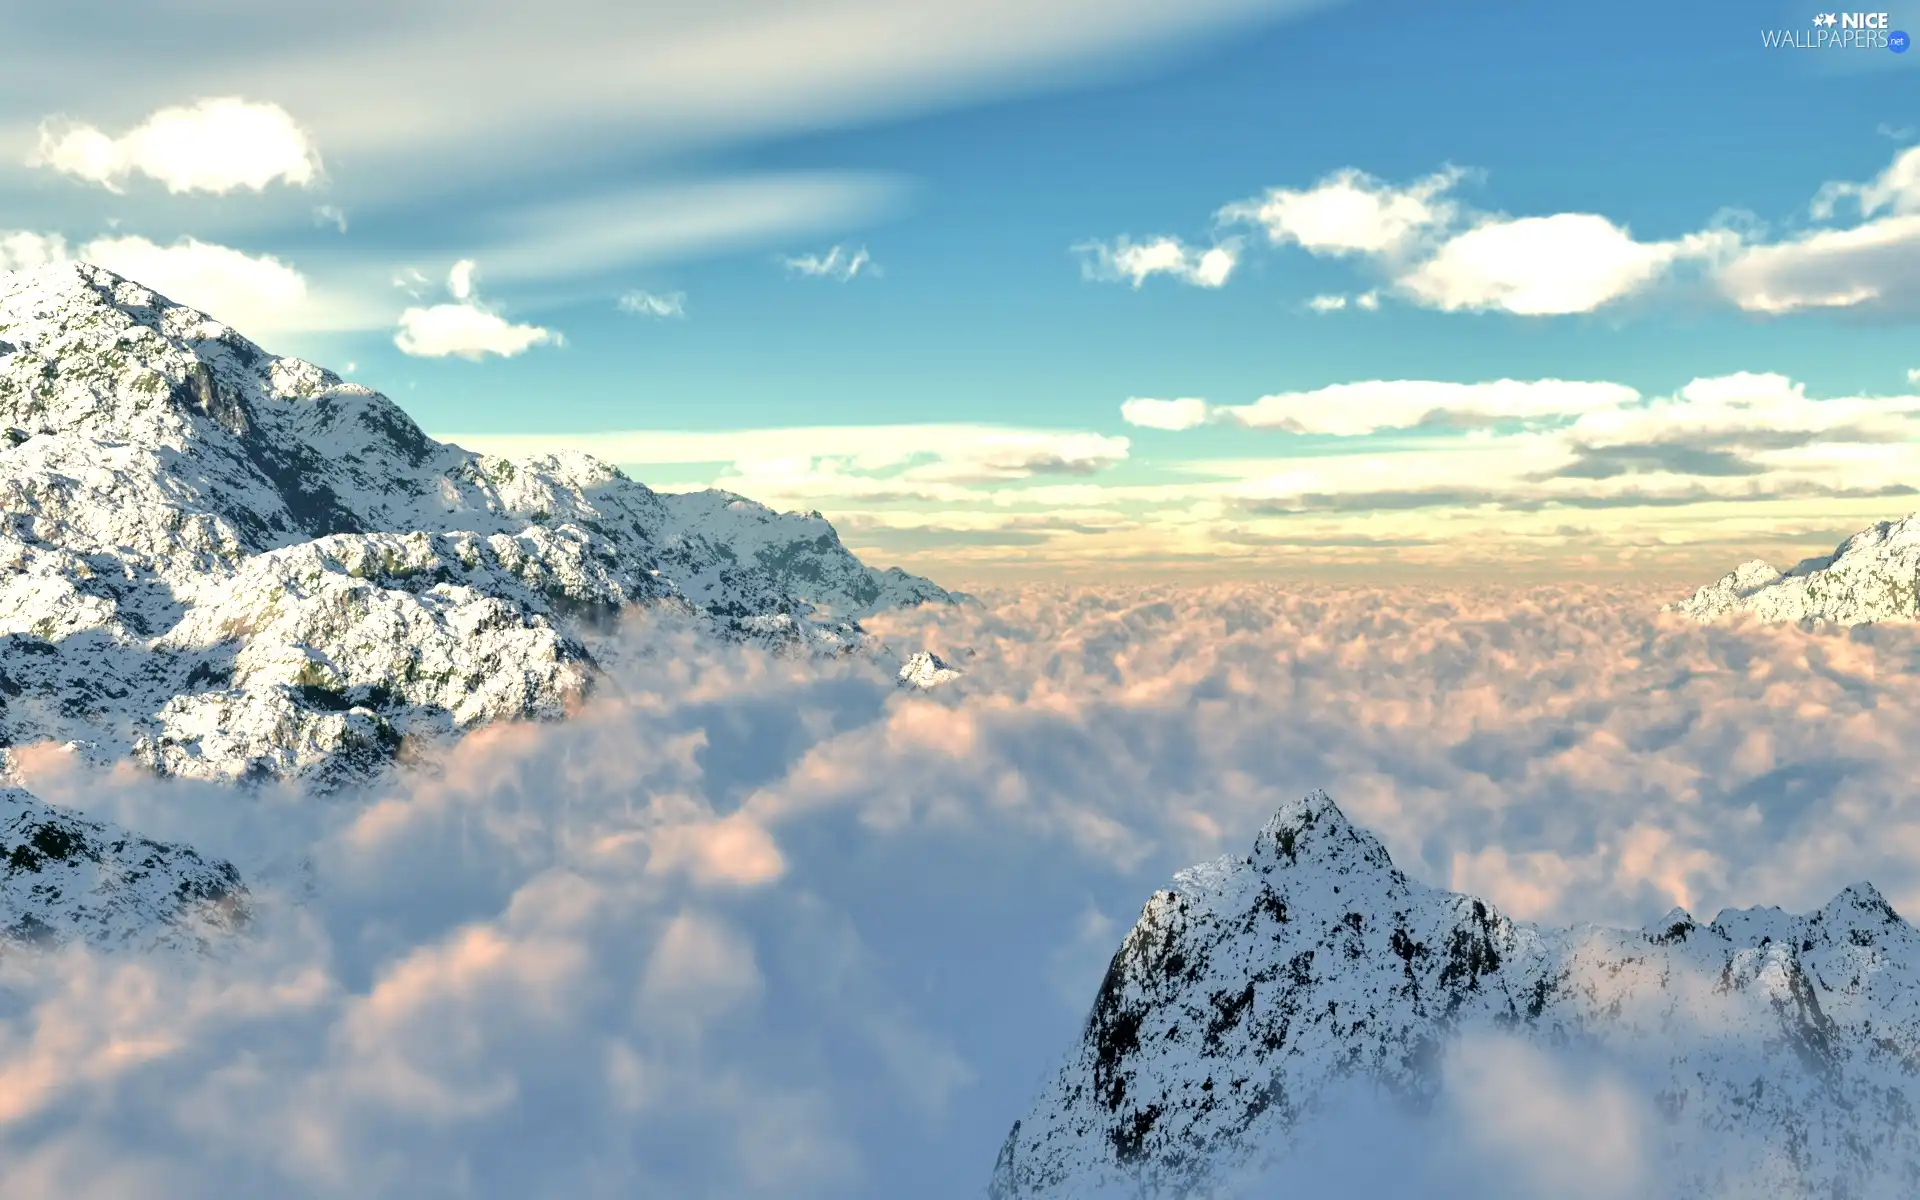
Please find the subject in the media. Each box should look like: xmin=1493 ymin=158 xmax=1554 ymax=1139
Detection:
xmin=1674 ymin=511 xmax=1920 ymax=624
xmin=897 ymin=650 xmax=963 ymax=689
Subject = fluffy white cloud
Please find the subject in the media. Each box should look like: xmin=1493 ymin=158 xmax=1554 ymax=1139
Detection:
xmin=11 ymin=585 xmax=1920 ymax=1195
xmin=1120 ymin=397 xmax=1210 ymax=431
xmin=618 ymin=290 xmax=687 ymax=318
xmin=0 ymin=231 xmax=69 ymax=272
xmin=394 ymin=306 xmax=556 ymax=360
xmin=1218 ymin=165 xmax=1464 ymax=256
xmin=1217 ymin=379 xmax=1639 ymax=435
xmin=79 ymin=235 xmax=309 ymax=327
xmin=28 ymin=98 xmax=323 ymax=194
xmin=1809 ymin=144 xmax=1920 ymax=220
xmin=1075 ymin=236 xmax=1238 ymax=288
xmin=1565 ymin=371 xmax=1920 ymax=448
xmin=1305 ymin=293 xmax=1347 ymax=312
xmin=1398 ymin=216 xmax=1735 ymax=316
xmin=781 ymin=245 xmax=872 ymax=280
xmin=394 ymin=261 xmax=558 ymax=360
xmin=448 ymin=259 xmax=478 ymax=302
xmin=1715 ymin=214 xmax=1920 ymax=314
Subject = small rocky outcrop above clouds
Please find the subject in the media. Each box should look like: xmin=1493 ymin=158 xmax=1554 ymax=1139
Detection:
xmin=897 ymin=650 xmax=964 ymax=690
xmin=990 ymin=791 xmax=1920 ymax=1199
xmin=1673 ymin=512 xmax=1920 ymax=624
xmin=0 ymin=262 xmax=959 ymax=789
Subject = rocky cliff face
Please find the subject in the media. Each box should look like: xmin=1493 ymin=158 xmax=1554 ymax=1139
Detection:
xmin=1674 ymin=513 xmax=1920 ymax=624
xmin=991 ymin=792 xmax=1920 ymax=1199
xmin=0 ymin=261 xmax=956 ymax=789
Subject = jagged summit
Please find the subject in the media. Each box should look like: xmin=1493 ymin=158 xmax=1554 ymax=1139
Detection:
xmin=0 ymin=262 xmax=959 ymax=790
xmin=1673 ymin=511 xmax=1920 ymax=624
xmin=991 ymin=791 xmax=1920 ymax=1199
xmin=897 ymin=649 xmax=963 ymax=689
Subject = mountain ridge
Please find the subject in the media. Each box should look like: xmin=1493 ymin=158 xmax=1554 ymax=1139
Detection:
xmin=0 ymin=261 xmax=957 ymax=789
xmin=990 ymin=790 xmax=1920 ymax=1199
xmin=1674 ymin=511 xmax=1920 ymax=625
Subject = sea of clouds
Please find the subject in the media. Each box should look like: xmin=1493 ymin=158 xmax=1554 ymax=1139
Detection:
xmin=1 ymin=583 xmax=1918 ymax=1198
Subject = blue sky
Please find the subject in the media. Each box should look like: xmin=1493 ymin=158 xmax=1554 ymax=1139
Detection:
xmin=6 ymin=0 xmax=1920 ymax=581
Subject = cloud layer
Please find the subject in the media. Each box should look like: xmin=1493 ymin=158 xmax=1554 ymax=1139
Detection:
xmin=2 ymin=587 xmax=1919 ymax=1197
xmin=447 ymin=370 xmax=1920 ymax=578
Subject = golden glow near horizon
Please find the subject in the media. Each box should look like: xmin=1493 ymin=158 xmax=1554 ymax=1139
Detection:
xmin=440 ymin=370 xmax=1920 ymax=582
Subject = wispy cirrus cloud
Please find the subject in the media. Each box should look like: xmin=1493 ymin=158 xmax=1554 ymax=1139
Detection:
xmin=781 ymin=244 xmax=873 ymax=280
xmin=618 ymin=289 xmax=687 ymax=318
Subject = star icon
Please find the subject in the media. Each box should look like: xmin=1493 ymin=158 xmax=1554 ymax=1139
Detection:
xmin=1816 ymin=12 xmax=1838 ymax=25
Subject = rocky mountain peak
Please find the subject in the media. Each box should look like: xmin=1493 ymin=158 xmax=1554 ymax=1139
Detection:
xmin=991 ymin=791 xmax=1920 ymax=1199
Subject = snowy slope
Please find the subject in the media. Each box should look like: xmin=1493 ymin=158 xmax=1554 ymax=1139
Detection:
xmin=991 ymin=791 xmax=1920 ymax=1199
xmin=0 ymin=785 xmax=247 ymax=953
xmin=0 ymin=261 xmax=958 ymax=787
xmin=1673 ymin=513 xmax=1920 ymax=624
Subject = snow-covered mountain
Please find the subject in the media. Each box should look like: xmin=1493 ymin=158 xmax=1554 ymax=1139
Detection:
xmin=0 ymin=262 xmax=958 ymax=789
xmin=990 ymin=791 xmax=1920 ymax=1199
xmin=1674 ymin=512 xmax=1920 ymax=624
xmin=0 ymin=784 xmax=247 ymax=953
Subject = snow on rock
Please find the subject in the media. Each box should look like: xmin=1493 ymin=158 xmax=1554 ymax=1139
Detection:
xmin=0 ymin=261 xmax=958 ymax=788
xmin=1673 ymin=512 xmax=1920 ymax=624
xmin=897 ymin=650 xmax=963 ymax=690
xmin=0 ymin=785 xmax=247 ymax=953
xmin=990 ymin=790 xmax=1920 ymax=1199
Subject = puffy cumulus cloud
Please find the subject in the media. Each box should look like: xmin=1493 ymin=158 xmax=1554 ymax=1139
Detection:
xmin=1216 ymin=378 xmax=1639 ymax=436
xmin=0 ymin=229 xmax=386 ymax=338
xmin=1119 ymin=397 xmax=1210 ymax=431
xmin=1398 ymin=216 xmax=1737 ymax=316
xmin=394 ymin=260 xmax=558 ymax=360
xmin=1710 ymin=144 xmax=1920 ymax=317
xmin=0 ymin=231 xmax=70 ymax=273
xmin=1218 ymin=165 xmax=1466 ymax=256
xmin=7 ymin=589 xmax=1920 ymax=1196
xmin=781 ymin=244 xmax=872 ymax=281
xmin=1074 ymin=236 xmax=1238 ymax=288
xmin=1715 ymin=214 xmax=1920 ymax=314
xmin=80 ymin=236 xmax=309 ymax=328
xmin=1095 ymin=162 xmax=1733 ymax=315
xmin=618 ymin=289 xmax=687 ymax=318
xmin=29 ymin=98 xmax=323 ymax=194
